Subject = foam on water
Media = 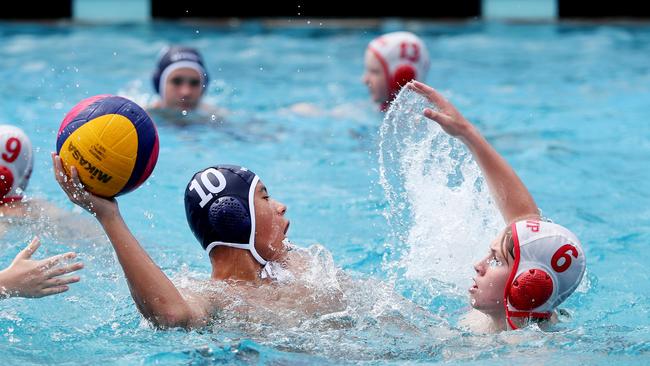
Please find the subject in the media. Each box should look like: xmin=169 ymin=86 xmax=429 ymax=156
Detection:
xmin=379 ymin=88 xmax=502 ymax=291
xmin=170 ymin=243 xmax=455 ymax=361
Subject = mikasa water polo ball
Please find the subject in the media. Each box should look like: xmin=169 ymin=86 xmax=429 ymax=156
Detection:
xmin=56 ymin=95 xmax=159 ymax=198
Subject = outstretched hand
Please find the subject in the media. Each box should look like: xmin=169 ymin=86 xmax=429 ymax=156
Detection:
xmin=52 ymin=153 xmax=117 ymax=220
xmin=409 ymin=81 xmax=540 ymax=224
xmin=0 ymin=237 xmax=83 ymax=298
xmin=407 ymin=80 xmax=474 ymax=139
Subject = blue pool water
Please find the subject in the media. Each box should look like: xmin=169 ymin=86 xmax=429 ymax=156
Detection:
xmin=1 ymin=21 xmax=650 ymax=364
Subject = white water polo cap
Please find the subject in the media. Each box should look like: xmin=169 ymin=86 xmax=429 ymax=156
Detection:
xmin=367 ymin=31 xmax=430 ymax=100
xmin=505 ymin=220 xmax=586 ymax=329
xmin=0 ymin=125 xmax=33 ymax=204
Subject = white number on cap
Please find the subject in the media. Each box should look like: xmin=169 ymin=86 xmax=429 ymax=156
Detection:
xmin=189 ymin=168 xmax=227 ymax=208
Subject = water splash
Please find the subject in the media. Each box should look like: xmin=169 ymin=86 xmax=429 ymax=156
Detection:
xmin=170 ymin=244 xmax=454 ymax=360
xmin=378 ymin=88 xmax=502 ymax=290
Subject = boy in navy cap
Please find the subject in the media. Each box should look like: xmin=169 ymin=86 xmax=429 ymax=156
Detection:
xmin=52 ymin=155 xmax=309 ymax=329
xmin=150 ymin=46 xmax=210 ymax=112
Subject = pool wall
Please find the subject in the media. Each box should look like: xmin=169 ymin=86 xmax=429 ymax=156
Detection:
xmin=3 ymin=0 xmax=650 ymax=22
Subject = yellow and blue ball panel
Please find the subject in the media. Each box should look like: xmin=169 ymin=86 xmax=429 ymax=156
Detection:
xmin=56 ymin=95 xmax=159 ymax=198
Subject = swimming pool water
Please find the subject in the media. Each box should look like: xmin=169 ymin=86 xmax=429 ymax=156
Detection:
xmin=1 ymin=21 xmax=649 ymax=364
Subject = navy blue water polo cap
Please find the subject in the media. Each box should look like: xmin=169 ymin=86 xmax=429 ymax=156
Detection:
xmin=152 ymin=46 xmax=209 ymax=97
xmin=184 ymin=165 xmax=267 ymax=265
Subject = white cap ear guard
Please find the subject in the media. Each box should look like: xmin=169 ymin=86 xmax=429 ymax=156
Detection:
xmin=0 ymin=125 xmax=33 ymax=204
xmin=505 ymin=220 xmax=586 ymax=329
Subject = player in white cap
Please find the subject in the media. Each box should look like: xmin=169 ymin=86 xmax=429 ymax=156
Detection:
xmin=288 ymin=32 xmax=429 ymax=119
xmin=0 ymin=125 xmax=84 ymax=299
xmin=290 ymin=32 xmax=429 ymax=118
xmin=363 ymin=32 xmax=430 ymax=111
xmin=0 ymin=124 xmax=102 ymax=235
xmin=0 ymin=124 xmax=33 ymax=206
xmin=407 ymin=81 xmax=586 ymax=332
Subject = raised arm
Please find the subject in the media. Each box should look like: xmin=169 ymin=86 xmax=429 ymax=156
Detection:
xmin=52 ymin=153 xmax=209 ymax=328
xmin=407 ymin=81 xmax=539 ymax=224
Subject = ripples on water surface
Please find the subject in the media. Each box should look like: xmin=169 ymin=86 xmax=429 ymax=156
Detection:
xmin=1 ymin=21 xmax=649 ymax=364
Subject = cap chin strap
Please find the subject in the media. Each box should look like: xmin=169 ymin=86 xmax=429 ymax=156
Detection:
xmin=505 ymin=222 xmax=552 ymax=330
xmin=205 ymin=241 xmax=267 ymax=266
xmin=158 ymin=60 xmax=207 ymax=100
xmin=203 ymin=175 xmax=268 ymax=267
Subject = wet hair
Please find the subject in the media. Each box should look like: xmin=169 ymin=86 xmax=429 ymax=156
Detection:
xmin=499 ymin=226 xmax=515 ymax=265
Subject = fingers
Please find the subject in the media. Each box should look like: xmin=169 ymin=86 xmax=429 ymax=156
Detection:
xmin=52 ymin=153 xmax=77 ymax=188
xmin=423 ymin=108 xmax=454 ymax=126
xmin=17 ymin=237 xmax=41 ymax=260
xmin=37 ymin=286 xmax=70 ymax=297
xmin=406 ymin=81 xmax=464 ymax=131
xmin=407 ymin=80 xmax=436 ymax=96
xmin=52 ymin=153 xmax=66 ymax=185
xmin=407 ymin=81 xmax=451 ymax=109
xmin=69 ymin=166 xmax=89 ymax=198
xmin=44 ymin=261 xmax=84 ymax=278
xmin=70 ymin=165 xmax=82 ymax=187
xmin=52 ymin=153 xmax=92 ymax=208
xmin=39 ymin=252 xmax=77 ymax=270
xmin=43 ymin=275 xmax=81 ymax=288
xmin=53 ymin=153 xmax=75 ymax=195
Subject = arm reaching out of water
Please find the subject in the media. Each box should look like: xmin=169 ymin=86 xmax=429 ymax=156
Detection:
xmin=407 ymin=81 xmax=539 ymax=224
xmin=0 ymin=237 xmax=83 ymax=299
xmin=52 ymin=153 xmax=210 ymax=329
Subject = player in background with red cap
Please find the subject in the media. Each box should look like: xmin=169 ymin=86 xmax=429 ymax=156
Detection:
xmin=363 ymin=31 xmax=430 ymax=111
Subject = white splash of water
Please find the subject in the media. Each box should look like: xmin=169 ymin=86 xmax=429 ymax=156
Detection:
xmin=170 ymin=243 xmax=454 ymax=359
xmin=378 ymin=88 xmax=502 ymax=289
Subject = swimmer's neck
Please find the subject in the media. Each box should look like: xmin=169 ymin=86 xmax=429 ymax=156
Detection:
xmin=476 ymin=308 xmax=511 ymax=332
xmin=487 ymin=310 xmax=556 ymax=331
xmin=487 ymin=312 xmax=509 ymax=331
xmin=463 ymin=310 xmax=511 ymax=332
xmin=208 ymin=246 xmax=264 ymax=282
